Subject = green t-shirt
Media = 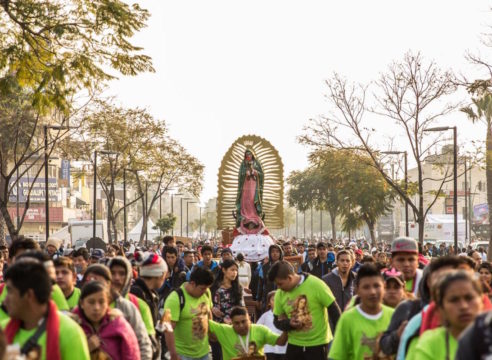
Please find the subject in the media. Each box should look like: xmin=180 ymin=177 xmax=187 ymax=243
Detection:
xmin=406 ymin=327 xmax=458 ymax=360
xmin=124 ymin=294 xmax=155 ymax=335
xmin=51 ymin=284 xmax=70 ymax=311
xmin=273 ymin=274 xmax=335 ymax=346
xmin=1 ymin=311 xmax=90 ymax=360
xmin=405 ymin=277 xmax=414 ymax=293
xmin=0 ymin=284 xmax=8 ymax=322
xmin=209 ymin=320 xmax=279 ymax=360
xmin=328 ymin=304 xmax=394 ymax=360
xmin=164 ymin=284 xmax=212 ymax=358
xmin=66 ymin=287 xmax=80 ymax=310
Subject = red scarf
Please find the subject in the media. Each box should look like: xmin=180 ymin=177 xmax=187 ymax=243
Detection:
xmin=5 ymin=300 xmax=61 ymax=360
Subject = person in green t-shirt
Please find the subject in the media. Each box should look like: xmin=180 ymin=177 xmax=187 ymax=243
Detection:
xmin=268 ymin=260 xmax=341 ymax=360
xmin=407 ymin=270 xmax=484 ymax=360
xmin=209 ymin=306 xmax=287 ymax=360
xmin=54 ymin=256 xmax=80 ymax=310
xmin=329 ymin=263 xmax=394 ymax=360
xmin=3 ymin=258 xmax=90 ymax=360
xmin=164 ymin=266 xmax=215 ymax=360
xmin=390 ymin=237 xmax=422 ymax=297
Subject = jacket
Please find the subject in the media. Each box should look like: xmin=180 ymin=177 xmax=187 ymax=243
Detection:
xmin=72 ymin=307 xmax=140 ymax=360
xmin=257 ymin=244 xmax=284 ymax=308
xmin=131 ymin=278 xmax=160 ymax=326
xmin=309 ymin=255 xmax=335 ymax=279
xmin=186 ymin=260 xmax=220 ymax=280
xmin=322 ymin=268 xmax=355 ymax=310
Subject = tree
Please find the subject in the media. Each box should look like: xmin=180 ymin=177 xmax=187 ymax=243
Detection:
xmin=461 ymin=90 xmax=492 ymax=259
xmin=0 ymin=0 xmax=154 ymax=113
xmin=153 ymin=213 xmax=177 ymax=235
xmin=300 ymin=52 xmax=459 ymax=244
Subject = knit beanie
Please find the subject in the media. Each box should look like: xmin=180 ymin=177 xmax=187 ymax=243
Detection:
xmin=139 ymin=252 xmax=168 ymax=278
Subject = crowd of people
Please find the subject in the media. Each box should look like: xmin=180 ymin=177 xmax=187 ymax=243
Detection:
xmin=0 ymin=234 xmax=491 ymax=359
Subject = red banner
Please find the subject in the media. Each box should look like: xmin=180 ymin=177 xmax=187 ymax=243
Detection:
xmin=7 ymin=207 xmax=63 ymax=223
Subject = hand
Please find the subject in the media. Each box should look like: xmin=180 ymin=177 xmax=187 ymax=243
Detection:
xmin=212 ymin=307 xmax=224 ymax=318
xmin=87 ymin=335 xmax=101 ymax=352
xmin=397 ymin=320 xmax=408 ymax=338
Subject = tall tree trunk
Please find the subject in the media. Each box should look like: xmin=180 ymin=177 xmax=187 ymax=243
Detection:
xmin=367 ymin=221 xmax=376 ymax=247
xmin=487 ymin=121 xmax=492 ymax=261
xmin=418 ymin=166 xmax=425 ymax=244
xmin=0 ymin=216 xmax=5 ymax=243
xmin=330 ymin=211 xmax=337 ymax=242
xmin=106 ymin=209 xmax=112 ymax=244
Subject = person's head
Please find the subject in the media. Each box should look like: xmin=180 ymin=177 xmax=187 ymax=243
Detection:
xmin=230 ymin=306 xmax=250 ymax=336
xmin=427 ymin=256 xmax=464 ymax=295
xmin=236 ymin=253 xmax=244 ymax=262
xmin=469 ymin=251 xmax=482 ymax=270
xmin=54 ymin=256 xmax=76 ymax=296
xmin=355 ymin=249 xmax=363 ymax=263
xmin=282 ymin=242 xmax=293 ymax=255
xmin=390 ymin=237 xmax=419 ymax=281
xmin=266 ymin=291 xmax=276 ymax=311
xmin=108 ymin=257 xmax=131 ymax=295
xmin=336 ymin=250 xmax=353 ymax=275
xmin=164 ymin=246 xmax=179 ymax=269
xmin=16 ymin=251 xmax=56 ymax=281
xmin=82 ymin=264 xmax=112 ymax=287
xmin=355 ymin=264 xmax=384 ymax=311
xmin=163 ymin=236 xmax=176 ymax=248
xmin=139 ymin=253 xmax=168 ymax=290
xmin=377 ymin=252 xmax=388 ymax=265
xmin=307 ymin=246 xmax=316 ymax=261
xmin=79 ymin=281 xmax=111 ymax=325
xmin=269 ymin=245 xmax=282 ymax=262
xmin=296 ymin=243 xmax=305 ymax=254
xmin=267 ymin=260 xmax=298 ymax=292
xmin=73 ymin=248 xmax=90 ymax=274
xmin=316 ymin=242 xmax=328 ymax=259
xmin=479 ymin=262 xmax=492 ymax=285
xmin=434 ymin=270 xmax=483 ymax=336
xmin=188 ymin=266 xmax=214 ymax=298
xmin=221 ymin=248 xmax=233 ymax=262
xmin=90 ymin=248 xmax=104 ymax=264
xmin=244 ymin=150 xmax=254 ymax=162
xmin=8 ymin=237 xmax=40 ymax=262
xmin=382 ymin=268 xmax=406 ymax=308
xmin=4 ymin=259 xmax=52 ymax=320
xmin=200 ymin=245 xmax=213 ymax=265
xmin=176 ymin=241 xmax=185 ymax=254
xmin=45 ymin=238 xmax=60 ymax=257
xmin=184 ymin=250 xmax=195 ymax=267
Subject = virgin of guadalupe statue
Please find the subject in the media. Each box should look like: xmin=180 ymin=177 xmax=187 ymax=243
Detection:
xmin=235 ymin=149 xmax=265 ymax=234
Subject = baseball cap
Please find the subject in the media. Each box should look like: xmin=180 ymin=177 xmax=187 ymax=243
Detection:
xmin=391 ymin=237 xmax=418 ymax=254
xmin=383 ymin=268 xmax=405 ymax=286
xmin=316 ymin=242 xmax=327 ymax=249
xmin=355 ymin=249 xmax=363 ymax=256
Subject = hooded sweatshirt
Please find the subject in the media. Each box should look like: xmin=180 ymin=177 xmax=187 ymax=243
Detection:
xmin=257 ymin=244 xmax=284 ymax=308
xmin=107 ymin=256 xmax=153 ymax=360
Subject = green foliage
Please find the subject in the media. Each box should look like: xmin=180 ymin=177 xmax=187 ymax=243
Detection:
xmin=153 ymin=213 xmax=177 ymax=234
xmin=0 ymin=0 xmax=154 ymax=113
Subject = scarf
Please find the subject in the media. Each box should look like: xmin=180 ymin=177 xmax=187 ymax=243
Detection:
xmin=5 ymin=300 xmax=61 ymax=360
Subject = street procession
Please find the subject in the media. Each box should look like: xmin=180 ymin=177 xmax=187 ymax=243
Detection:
xmin=2 ymin=1 xmax=492 ymax=359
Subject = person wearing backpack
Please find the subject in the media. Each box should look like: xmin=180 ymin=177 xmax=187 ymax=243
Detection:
xmin=164 ymin=266 xmax=215 ymax=360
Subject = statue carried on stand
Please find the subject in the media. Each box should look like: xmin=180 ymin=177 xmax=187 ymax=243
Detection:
xmin=217 ymin=135 xmax=284 ymax=261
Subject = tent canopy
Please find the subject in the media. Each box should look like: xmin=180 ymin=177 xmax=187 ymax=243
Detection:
xmin=128 ymin=217 xmax=160 ymax=242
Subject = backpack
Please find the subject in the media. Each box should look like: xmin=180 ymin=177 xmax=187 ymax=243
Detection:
xmin=172 ymin=287 xmax=211 ymax=313
xmin=469 ymin=311 xmax=492 ymax=357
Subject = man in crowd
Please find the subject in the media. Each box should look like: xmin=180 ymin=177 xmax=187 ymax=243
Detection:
xmin=282 ymin=242 xmax=296 ymax=257
xmin=164 ymin=266 xmax=215 ymax=360
xmin=301 ymin=245 xmax=317 ymax=273
xmin=309 ymin=242 xmax=335 ymax=279
xmin=352 ymin=249 xmax=363 ymax=272
xmin=209 ymin=306 xmax=288 ymax=360
xmin=54 ymin=256 xmax=80 ymax=310
xmin=187 ymin=245 xmax=220 ymax=280
xmin=183 ymin=250 xmax=196 ymax=270
xmin=390 ymin=237 xmax=422 ymax=297
xmin=163 ymin=235 xmax=176 ymax=249
xmin=296 ymin=242 xmax=307 ymax=262
xmin=220 ymin=247 xmax=234 ymax=263
xmin=2 ymin=259 xmax=90 ymax=359
xmin=72 ymin=247 xmax=90 ymax=287
xmin=160 ymin=246 xmax=188 ymax=301
xmin=323 ymin=249 xmax=356 ymax=310
xmin=269 ymin=260 xmax=341 ymax=360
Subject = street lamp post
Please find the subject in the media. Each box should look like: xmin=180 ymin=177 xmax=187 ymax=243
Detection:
xmin=123 ymin=168 xmax=127 ymax=242
xmin=171 ymin=193 xmax=182 ymax=236
xmin=464 ymin=157 xmax=468 ymax=244
xmin=296 ymin=209 xmax=298 ymax=239
xmin=424 ymin=126 xmax=458 ymax=254
xmin=320 ymin=210 xmax=323 ymax=239
xmin=44 ymin=125 xmax=72 ymax=241
xmin=180 ymin=197 xmax=191 ymax=237
xmin=382 ymin=150 xmax=409 ymax=237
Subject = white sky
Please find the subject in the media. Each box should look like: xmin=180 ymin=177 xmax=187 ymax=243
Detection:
xmin=107 ymin=0 xmax=492 ymax=203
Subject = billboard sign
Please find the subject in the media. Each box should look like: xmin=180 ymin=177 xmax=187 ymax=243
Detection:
xmin=9 ymin=178 xmax=58 ymax=203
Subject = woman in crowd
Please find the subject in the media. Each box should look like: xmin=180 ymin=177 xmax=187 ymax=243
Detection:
xmin=256 ymin=290 xmax=287 ymax=360
xmin=382 ymin=268 xmax=411 ymax=308
xmin=478 ymin=262 xmax=492 ymax=298
xmin=406 ymin=270 xmax=483 ymax=360
xmin=72 ymin=281 xmax=140 ymax=360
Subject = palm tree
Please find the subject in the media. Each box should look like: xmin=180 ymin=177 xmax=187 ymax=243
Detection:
xmin=462 ymin=91 xmax=492 ymax=260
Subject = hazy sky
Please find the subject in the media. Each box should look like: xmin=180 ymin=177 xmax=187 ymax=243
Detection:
xmin=107 ymin=0 xmax=492 ymax=203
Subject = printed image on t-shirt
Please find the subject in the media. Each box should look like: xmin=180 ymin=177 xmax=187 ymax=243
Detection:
xmin=288 ymin=295 xmax=312 ymax=331
xmin=360 ymin=332 xmax=392 ymax=360
xmin=233 ymin=341 xmax=259 ymax=357
xmin=190 ymin=302 xmax=209 ymax=340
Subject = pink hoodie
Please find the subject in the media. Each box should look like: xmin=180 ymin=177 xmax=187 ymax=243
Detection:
xmin=72 ymin=307 xmax=141 ymax=360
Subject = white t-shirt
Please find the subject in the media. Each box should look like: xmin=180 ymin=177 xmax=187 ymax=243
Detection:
xmin=256 ymin=310 xmax=287 ymax=354
xmin=238 ymin=261 xmax=251 ymax=288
